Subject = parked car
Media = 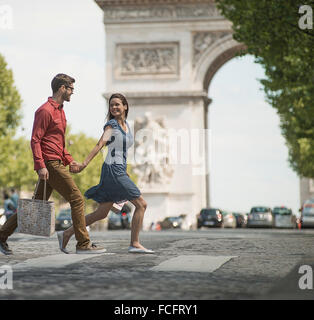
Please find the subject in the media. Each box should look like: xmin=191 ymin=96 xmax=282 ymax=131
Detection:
xmin=197 ymin=208 xmax=223 ymax=228
xmin=247 ymin=206 xmax=273 ymax=228
xmin=108 ymin=207 xmax=132 ymax=230
xmin=232 ymin=212 xmax=247 ymax=228
xmin=159 ymin=216 xmax=182 ymax=229
xmin=273 ymin=206 xmax=296 ymax=228
xmin=55 ymin=208 xmax=72 ymax=231
xmin=221 ymin=210 xmax=237 ymax=228
xmin=55 ymin=208 xmax=91 ymax=231
xmin=301 ymin=199 xmax=314 ymax=228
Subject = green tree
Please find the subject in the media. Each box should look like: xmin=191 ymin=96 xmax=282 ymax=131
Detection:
xmin=0 ymin=54 xmax=22 ymax=137
xmin=216 ymin=0 xmax=314 ymax=177
xmin=66 ymin=131 xmax=104 ymax=203
xmin=0 ymin=136 xmax=36 ymax=190
xmin=0 ymin=53 xmax=23 ymax=193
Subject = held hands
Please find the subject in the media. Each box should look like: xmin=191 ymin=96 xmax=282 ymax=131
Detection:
xmin=69 ymin=160 xmax=86 ymax=174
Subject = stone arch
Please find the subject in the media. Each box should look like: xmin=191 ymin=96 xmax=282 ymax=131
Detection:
xmin=194 ymin=35 xmax=246 ymax=91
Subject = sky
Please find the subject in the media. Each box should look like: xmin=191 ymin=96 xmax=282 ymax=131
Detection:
xmin=0 ymin=0 xmax=300 ymax=214
xmin=0 ymin=0 xmax=106 ymax=138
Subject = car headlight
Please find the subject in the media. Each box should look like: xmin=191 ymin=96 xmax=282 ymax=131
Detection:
xmin=63 ymin=220 xmax=69 ymax=225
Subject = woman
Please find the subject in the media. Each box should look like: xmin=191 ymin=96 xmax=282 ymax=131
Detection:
xmin=58 ymin=93 xmax=154 ymax=254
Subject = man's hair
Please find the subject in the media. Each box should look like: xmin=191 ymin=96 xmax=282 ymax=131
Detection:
xmin=51 ymin=73 xmax=75 ymax=94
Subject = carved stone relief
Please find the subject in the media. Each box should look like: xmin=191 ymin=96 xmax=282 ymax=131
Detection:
xmin=116 ymin=42 xmax=179 ymax=78
xmin=193 ymin=31 xmax=231 ymax=67
xmin=99 ymin=3 xmax=223 ymax=23
xmin=132 ymin=112 xmax=174 ymax=188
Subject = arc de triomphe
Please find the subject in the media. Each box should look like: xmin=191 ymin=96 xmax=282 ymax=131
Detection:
xmin=95 ymin=0 xmax=245 ymax=229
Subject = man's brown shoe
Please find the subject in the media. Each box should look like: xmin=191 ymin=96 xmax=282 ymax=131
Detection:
xmin=0 ymin=241 xmax=13 ymax=255
xmin=76 ymin=243 xmax=107 ymax=254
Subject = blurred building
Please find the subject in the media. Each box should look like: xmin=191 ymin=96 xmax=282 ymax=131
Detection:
xmin=300 ymin=178 xmax=314 ymax=206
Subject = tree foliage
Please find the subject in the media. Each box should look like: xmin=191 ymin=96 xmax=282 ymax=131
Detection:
xmin=65 ymin=130 xmax=104 ymax=207
xmin=0 ymin=53 xmax=25 ymax=193
xmin=0 ymin=53 xmax=22 ymax=137
xmin=0 ymin=135 xmax=36 ymax=190
xmin=216 ymin=0 xmax=314 ymax=177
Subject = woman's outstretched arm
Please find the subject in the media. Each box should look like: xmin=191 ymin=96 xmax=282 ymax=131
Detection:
xmin=70 ymin=126 xmax=113 ymax=173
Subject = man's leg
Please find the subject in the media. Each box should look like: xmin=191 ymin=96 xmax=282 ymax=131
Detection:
xmin=0 ymin=213 xmax=17 ymax=244
xmin=62 ymin=202 xmax=113 ymax=248
xmin=45 ymin=161 xmax=91 ymax=249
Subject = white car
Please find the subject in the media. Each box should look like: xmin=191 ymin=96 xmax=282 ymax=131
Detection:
xmin=247 ymin=206 xmax=273 ymax=228
xmin=301 ymin=199 xmax=314 ymax=228
xmin=273 ymin=207 xmax=295 ymax=228
xmin=222 ymin=210 xmax=237 ymax=228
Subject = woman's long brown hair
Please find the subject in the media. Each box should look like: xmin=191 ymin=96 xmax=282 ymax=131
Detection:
xmin=107 ymin=93 xmax=129 ymax=121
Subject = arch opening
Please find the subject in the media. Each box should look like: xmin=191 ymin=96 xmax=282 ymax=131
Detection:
xmin=203 ymin=53 xmax=300 ymax=215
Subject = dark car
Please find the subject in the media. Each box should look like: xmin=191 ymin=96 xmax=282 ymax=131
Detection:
xmin=233 ymin=212 xmax=248 ymax=228
xmin=55 ymin=208 xmax=72 ymax=231
xmin=108 ymin=204 xmax=132 ymax=230
xmin=160 ymin=216 xmax=183 ymax=229
xmin=197 ymin=208 xmax=223 ymax=228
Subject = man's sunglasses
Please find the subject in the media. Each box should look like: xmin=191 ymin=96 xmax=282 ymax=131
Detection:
xmin=64 ymin=85 xmax=74 ymax=92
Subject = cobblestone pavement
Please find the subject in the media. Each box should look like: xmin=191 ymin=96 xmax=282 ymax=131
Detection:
xmin=0 ymin=228 xmax=314 ymax=300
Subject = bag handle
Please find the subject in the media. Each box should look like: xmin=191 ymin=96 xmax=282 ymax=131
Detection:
xmin=32 ymin=179 xmax=47 ymax=201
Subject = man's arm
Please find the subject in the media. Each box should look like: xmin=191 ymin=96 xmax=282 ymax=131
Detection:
xmin=30 ymin=108 xmax=51 ymax=179
xmin=63 ymin=147 xmax=74 ymax=166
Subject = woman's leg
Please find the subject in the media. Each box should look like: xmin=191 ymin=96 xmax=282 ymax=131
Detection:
xmin=129 ymin=196 xmax=147 ymax=249
xmin=62 ymin=202 xmax=113 ymax=248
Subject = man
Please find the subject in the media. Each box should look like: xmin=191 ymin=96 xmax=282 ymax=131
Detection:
xmin=0 ymin=74 xmax=105 ymax=255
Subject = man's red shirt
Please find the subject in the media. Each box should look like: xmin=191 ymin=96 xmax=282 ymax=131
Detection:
xmin=31 ymin=97 xmax=73 ymax=171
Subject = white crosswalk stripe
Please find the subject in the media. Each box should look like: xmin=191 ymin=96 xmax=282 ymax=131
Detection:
xmin=12 ymin=252 xmax=114 ymax=270
xmin=150 ymin=255 xmax=237 ymax=273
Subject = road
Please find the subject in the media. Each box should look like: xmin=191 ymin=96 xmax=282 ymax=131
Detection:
xmin=0 ymin=228 xmax=314 ymax=300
